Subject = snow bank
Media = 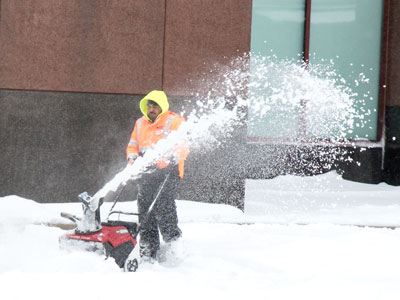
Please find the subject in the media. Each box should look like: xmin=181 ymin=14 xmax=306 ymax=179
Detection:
xmin=1 ymin=173 xmax=400 ymax=300
xmin=0 ymin=196 xmax=246 ymax=229
xmin=2 ymin=172 xmax=400 ymax=229
xmin=0 ymin=196 xmax=58 ymax=230
xmin=245 ymin=171 xmax=400 ymax=227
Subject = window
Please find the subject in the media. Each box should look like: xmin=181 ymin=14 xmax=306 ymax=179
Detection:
xmin=249 ymin=0 xmax=384 ymax=142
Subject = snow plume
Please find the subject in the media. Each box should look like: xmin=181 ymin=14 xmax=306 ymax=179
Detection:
xmin=247 ymin=55 xmax=358 ymax=140
xmin=185 ymin=54 xmax=365 ymax=177
xmin=245 ymin=54 xmax=369 ymax=177
xmin=93 ymin=54 xmax=367 ymax=203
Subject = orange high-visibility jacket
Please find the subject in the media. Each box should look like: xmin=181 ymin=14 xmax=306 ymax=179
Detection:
xmin=126 ymin=90 xmax=189 ymax=178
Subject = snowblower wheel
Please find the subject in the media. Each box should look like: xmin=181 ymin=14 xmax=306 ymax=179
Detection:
xmin=124 ymin=258 xmax=139 ymax=272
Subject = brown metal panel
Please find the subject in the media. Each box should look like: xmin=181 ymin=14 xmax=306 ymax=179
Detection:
xmin=162 ymin=0 xmax=252 ymax=96
xmin=303 ymin=0 xmax=311 ymax=65
xmin=0 ymin=0 xmax=165 ymax=94
xmin=377 ymin=0 xmax=391 ymax=141
xmin=387 ymin=0 xmax=400 ymax=107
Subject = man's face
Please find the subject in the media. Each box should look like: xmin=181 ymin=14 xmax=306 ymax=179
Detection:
xmin=147 ymin=102 xmax=162 ymax=122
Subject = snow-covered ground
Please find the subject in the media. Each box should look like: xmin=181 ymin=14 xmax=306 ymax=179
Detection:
xmin=1 ymin=171 xmax=400 ymax=300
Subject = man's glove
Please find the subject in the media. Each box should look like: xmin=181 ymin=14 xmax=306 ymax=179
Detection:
xmin=156 ymin=158 xmax=170 ymax=169
xmin=127 ymin=154 xmax=138 ymax=165
xmin=155 ymin=153 xmax=180 ymax=169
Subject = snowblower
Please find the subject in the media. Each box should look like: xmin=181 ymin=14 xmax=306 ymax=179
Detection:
xmin=59 ymin=172 xmax=171 ymax=272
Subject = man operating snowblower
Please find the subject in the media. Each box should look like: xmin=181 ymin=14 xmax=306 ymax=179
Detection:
xmin=126 ymin=90 xmax=189 ymax=262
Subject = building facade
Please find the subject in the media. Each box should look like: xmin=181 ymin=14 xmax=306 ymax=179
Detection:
xmin=0 ymin=0 xmax=399 ymax=207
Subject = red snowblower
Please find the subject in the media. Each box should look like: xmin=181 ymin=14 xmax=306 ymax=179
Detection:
xmin=59 ymin=173 xmax=171 ymax=272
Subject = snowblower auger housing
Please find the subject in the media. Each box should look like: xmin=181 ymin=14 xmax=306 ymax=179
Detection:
xmin=60 ymin=191 xmax=140 ymax=272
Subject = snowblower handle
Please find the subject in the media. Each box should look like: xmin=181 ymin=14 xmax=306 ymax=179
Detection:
xmin=148 ymin=173 xmax=170 ymax=213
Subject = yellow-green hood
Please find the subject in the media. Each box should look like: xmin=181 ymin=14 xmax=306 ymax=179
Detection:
xmin=139 ymin=90 xmax=169 ymax=121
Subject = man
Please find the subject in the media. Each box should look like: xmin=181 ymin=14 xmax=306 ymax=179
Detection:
xmin=126 ymin=90 xmax=188 ymax=261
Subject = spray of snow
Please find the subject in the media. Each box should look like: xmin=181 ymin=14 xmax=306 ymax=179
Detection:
xmin=247 ymin=55 xmax=358 ymax=139
xmin=91 ymin=54 xmax=366 ymax=204
xmin=91 ymin=94 xmax=245 ymax=203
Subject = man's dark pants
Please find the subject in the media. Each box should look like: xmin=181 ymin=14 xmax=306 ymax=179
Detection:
xmin=136 ymin=165 xmax=182 ymax=259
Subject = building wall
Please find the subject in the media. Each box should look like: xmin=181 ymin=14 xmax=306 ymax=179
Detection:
xmin=0 ymin=0 xmax=251 ymax=206
xmin=388 ymin=0 xmax=400 ymax=107
xmin=1 ymin=0 xmax=399 ymax=205
xmin=163 ymin=0 xmax=252 ymax=95
xmin=0 ymin=90 xmax=142 ymax=201
xmin=0 ymin=0 xmax=252 ymax=94
xmin=0 ymin=0 xmax=166 ymax=94
xmin=383 ymin=0 xmax=400 ymax=185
